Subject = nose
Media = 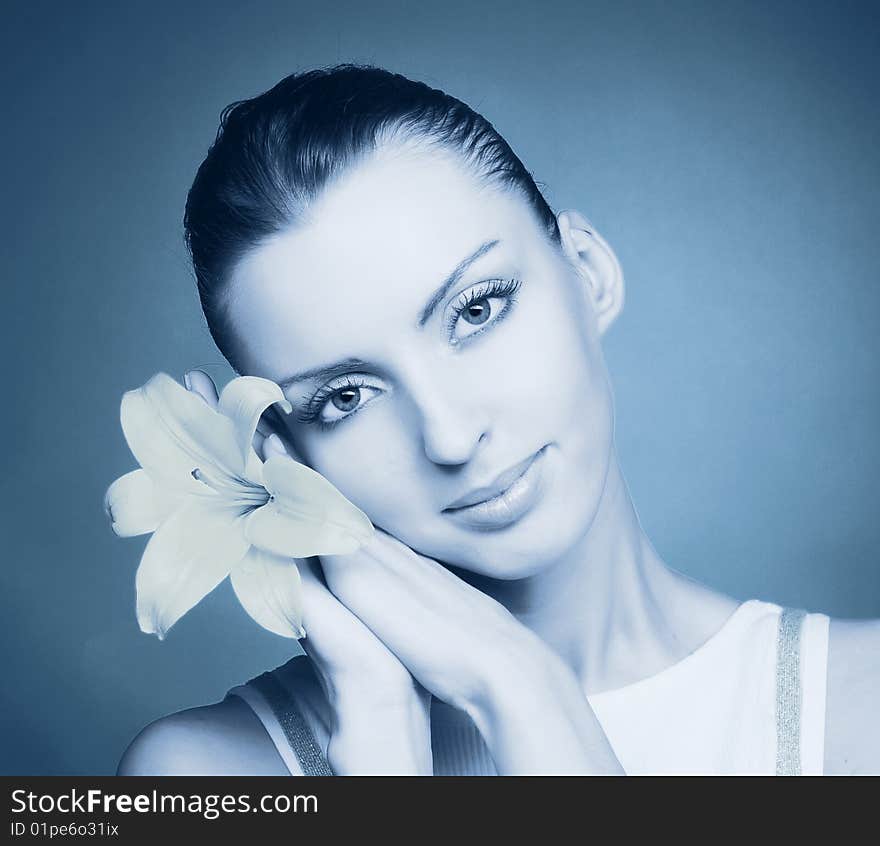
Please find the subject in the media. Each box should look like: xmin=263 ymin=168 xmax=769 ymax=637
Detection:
xmin=416 ymin=390 xmax=491 ymax=467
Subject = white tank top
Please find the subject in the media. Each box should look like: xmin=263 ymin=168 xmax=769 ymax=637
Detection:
xmin=226 ymin=598 xmax=831 ymax=775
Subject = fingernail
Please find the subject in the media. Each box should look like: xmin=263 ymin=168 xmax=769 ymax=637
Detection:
xmin=183 ymin=371 xmax=192 ymax=390
xmin=267 ymin=433 xmax=285 ymax=455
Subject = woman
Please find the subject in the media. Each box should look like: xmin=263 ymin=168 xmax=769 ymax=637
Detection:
xmin=117 ymin=64 xmax=878 ymax=776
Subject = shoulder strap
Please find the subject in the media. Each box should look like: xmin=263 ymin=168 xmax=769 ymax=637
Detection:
xmin=250 ymin=671 xmax=334 ymax=776
xmin=775 ymin=606 xmax=807 ymax=776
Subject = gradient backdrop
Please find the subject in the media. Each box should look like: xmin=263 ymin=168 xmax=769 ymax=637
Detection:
xmin=2 ymin=0 xmax=878 ymax=774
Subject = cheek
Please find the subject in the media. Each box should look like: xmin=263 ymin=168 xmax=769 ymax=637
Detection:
xmin=508 ymin=279 xmax=614 ymax=535
xmin=290 ymin=412 xmax=427 ymax=530
xmin=281 ymin=276 xmax=612 ymax=552
xmin=496 ymin=283 xmax=607 ymax=436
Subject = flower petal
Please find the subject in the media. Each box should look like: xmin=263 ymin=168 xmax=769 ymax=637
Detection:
xmin=135 ymin=497 xmax=250 ymax=639
xmin=229 ymin=548 xmax=305 ymax=639
xmin=244 ymin=455 xmax=374 ymax=558
xmin=217 ymin=376 xmax=292 ymax=481
xmin=120 ymin=372 xmax=246 ymax=494
xmin=103 ymin=469 xmax=184 ymax=537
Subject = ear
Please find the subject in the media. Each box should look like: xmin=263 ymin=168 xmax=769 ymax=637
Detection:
xmin=556 ymin=209 xmax=625 ymax=335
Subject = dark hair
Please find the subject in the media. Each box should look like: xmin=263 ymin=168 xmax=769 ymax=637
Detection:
xmin=184 ymin=63 xmax=560 ymax=369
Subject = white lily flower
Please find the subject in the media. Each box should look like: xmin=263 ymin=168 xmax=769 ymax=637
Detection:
xmin=103 ymin=372 xmax=374 ymax=641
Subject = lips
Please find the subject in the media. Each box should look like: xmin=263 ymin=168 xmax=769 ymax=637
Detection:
xmin=443 ymin=448 xmax=545 ymax=511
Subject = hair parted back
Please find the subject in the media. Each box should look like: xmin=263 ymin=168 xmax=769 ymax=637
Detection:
xmin=183 ymin=63 xmax=560 ymax=369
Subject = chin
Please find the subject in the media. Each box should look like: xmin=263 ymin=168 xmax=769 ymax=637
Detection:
xmin=463 ymin=444 xmax=607 ymax=578
xmin=449 ymin=504 xmax=597 ymax=579
xmin=416 ymin=481 xmax=602 ymax=582
xmin=380 ymin=439 xmax=611 ymax=580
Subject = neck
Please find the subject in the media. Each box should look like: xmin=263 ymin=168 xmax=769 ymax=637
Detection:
xmin=455 ymin=448 xmax=738 ymax=695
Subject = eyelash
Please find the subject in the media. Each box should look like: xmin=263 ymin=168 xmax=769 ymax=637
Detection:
xmin=296 ymin=277 xmax=524 ymax=430
xmin=295 ymin=375 xmax=371 ymax=430
xmin=444 ymin=277 xmax=523 ymax=343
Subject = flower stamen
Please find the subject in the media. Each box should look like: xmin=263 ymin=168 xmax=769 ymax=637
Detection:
xmin=191 ymin=466 xmax=270 ymax=509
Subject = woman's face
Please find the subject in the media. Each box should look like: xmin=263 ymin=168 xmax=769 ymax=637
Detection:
xmin=226 ymin=144 xmax=616 ymax=579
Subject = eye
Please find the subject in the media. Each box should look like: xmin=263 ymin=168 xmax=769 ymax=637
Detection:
xmin=460 ymin=300 xmax=491 ymax=326
xmin=448 ymin=278 xmax=522 ymax=344
xmin=318 ymin=381 xmax=382 ymax=425
xmin=297 ymin=375 xmax=384 ymax=428
xmin=330 ymin=386 xmax=361 ymax=413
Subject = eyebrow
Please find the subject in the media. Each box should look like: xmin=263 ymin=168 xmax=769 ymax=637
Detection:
xmin=278 ymin=238 xmax=501 ymax=389
xmin=278 ymin=357 xmax=371 ymax=391
xmin=416 ymin=238 xmax=500 ymax=327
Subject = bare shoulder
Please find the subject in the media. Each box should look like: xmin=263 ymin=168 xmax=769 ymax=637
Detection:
xmin=824 ymin=616 xmax=880 ymax=775
xmin=116 ymin=696 xmax=294 ymax=776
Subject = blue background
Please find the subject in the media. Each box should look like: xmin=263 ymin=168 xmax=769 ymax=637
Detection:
xmin=2 ymin=0 xmax=878 ymax=774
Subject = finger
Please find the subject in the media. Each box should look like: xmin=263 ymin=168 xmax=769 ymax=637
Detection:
xmin=261 ymin=431 xmax=306 ymax=465
xmin=255 ymin=416 xmax=274 ymax=441
xmin=322 ymin=529 xmax=454 ymax=605
xmin=262 ymin=432 xmax=287 ymax=462
xmin=296 ymin=556 xmax=412 ymax=692
xmin=183 ymin=369 xmax=220 ymax=409
xmin=254 ymin=407 xmax=290 ymax=462
xmin=318 ymin=531 xmax=501 ymax=658
xmin=262 ymin=428 xmax=308 ymax=465
xmin=319 ymin=563 xmax=430 ymax=659
xmin=298 ymin=556 xmax=383 ymax=659
xmin=260 ymin=406 xmax=308 ymax=464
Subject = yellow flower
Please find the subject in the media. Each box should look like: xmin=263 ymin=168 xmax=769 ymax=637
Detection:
xmin=103 ymin=372 xmax=373 ymax=640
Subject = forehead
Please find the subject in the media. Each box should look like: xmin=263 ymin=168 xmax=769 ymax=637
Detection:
xmin=226 ymin=144 xmax=546 ymax=378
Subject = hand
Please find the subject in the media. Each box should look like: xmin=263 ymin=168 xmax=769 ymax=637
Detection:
xmin=317 ymin=529 xmax=623 ymax=774
xmin=294 ymin=552 xmax=433 ymax=776
xmin=319 ymin=529 xmax=546 ymax=715
xmin=183 ymin=369 xmax=432 ymax=775
xmin=186 ymin=368 xmax=623 ymax=774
